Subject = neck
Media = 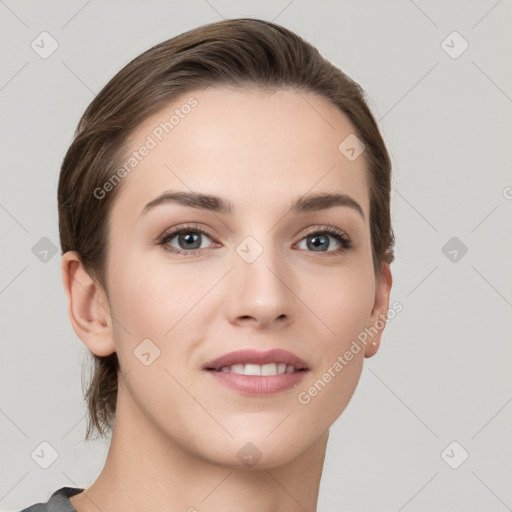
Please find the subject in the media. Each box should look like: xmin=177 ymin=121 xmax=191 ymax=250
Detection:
xmin=70 ymin=382 xmax=329 ymax=512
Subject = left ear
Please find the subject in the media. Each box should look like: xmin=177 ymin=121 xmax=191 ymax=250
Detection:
xmin=364 ymin=262 xmax=392 ymax=358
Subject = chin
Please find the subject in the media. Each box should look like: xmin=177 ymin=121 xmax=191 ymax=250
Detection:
xmin=192 ymin=429 xmax=314 ymax=471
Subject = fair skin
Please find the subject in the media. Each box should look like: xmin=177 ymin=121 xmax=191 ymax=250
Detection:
xmin=63 ymin=86 xmax=392 ymax=512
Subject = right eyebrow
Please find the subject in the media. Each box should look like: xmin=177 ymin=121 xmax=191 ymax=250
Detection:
xmin=140 ymin=191 xmax=234 ymax=218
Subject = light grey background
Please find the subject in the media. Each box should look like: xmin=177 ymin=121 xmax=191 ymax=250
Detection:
xmin=1 ymin=1 xmax=511 ymax=511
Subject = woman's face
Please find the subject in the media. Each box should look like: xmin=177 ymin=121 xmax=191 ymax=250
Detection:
xmin=100 ymin=86 xmax=391 ymax=468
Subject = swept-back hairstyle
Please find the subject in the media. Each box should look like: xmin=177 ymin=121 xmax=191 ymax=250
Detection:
xmin=58 ymin=17 xmax=394 ymax=441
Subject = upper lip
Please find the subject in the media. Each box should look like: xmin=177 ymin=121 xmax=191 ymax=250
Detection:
xmin=203 ymin=348 xmax=309 ymax=371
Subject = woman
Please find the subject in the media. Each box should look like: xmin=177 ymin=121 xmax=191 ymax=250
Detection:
xmin=21 ymin=17 xmax=394 ymax=512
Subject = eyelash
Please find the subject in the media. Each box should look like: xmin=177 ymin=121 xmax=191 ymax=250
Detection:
xmin=158 ymin=223 xmax=353 ymax=257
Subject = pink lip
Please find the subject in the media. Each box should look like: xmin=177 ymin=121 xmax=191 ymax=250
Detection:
xmin=202 ymin=348 xmax=309 ymax=370
xmin=207 ymin=370 xmax=308 ymax=395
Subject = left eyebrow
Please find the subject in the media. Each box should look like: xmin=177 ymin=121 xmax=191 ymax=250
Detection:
xmin=139 ymin=190 xmax=365 ymax=220
xmin=289 ymin=192 xmax=365 ymax=220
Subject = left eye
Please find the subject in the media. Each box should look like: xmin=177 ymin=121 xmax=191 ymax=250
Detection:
xmin=296 ymin=231 xmax=349 ymax=252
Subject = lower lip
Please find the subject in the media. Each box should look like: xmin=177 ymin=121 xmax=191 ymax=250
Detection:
xmin=205 ymin=369 xmax=308 ymax=395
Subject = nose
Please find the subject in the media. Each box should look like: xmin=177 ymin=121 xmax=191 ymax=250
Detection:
xmin=224 ymin=242 xmax=296 ymax=329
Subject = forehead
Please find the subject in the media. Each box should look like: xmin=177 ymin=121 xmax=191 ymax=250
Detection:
xmin=112 ymin=86 xmax=370 ymax=225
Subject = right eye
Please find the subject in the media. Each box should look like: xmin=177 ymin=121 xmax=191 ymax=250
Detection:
xmin=158 ymin=224 xmax=217 ymax=256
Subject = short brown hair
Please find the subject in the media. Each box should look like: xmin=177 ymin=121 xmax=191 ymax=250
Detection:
xmin=58 ymin=18 xmax=395 ymax=441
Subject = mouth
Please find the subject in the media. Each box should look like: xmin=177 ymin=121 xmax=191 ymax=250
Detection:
xmin=202 ymin=348 xmax=310 ymax=395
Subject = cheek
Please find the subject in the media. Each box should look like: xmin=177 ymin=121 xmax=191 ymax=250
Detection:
xmin=108 ymin=260 xmax=202 ymax=406
xmin=107 ymin=255 xmax=223 ymax=385
xmin=301 ymin=264 xmax=375 ymax=345
xmin=108 ymin=255 xmax=203 ymax=338
xmin=293 ymin=271 xmax=373 ymax=422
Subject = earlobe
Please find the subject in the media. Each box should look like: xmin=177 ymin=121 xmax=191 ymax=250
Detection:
xmin=61 ymin=251 xmax=116 ymax=357
xmin=364 ymin=263 xmax=392 ymax=358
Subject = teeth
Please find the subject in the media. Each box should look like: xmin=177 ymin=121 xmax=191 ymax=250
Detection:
xmin=245 ymin=363 xmax=261 ymax=375
xmin=218 ymin=363 xmax=299 ymax=376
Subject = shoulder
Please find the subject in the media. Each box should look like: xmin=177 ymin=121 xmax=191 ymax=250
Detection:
xmin=18 ymin=487 xmax=84 ymax=512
